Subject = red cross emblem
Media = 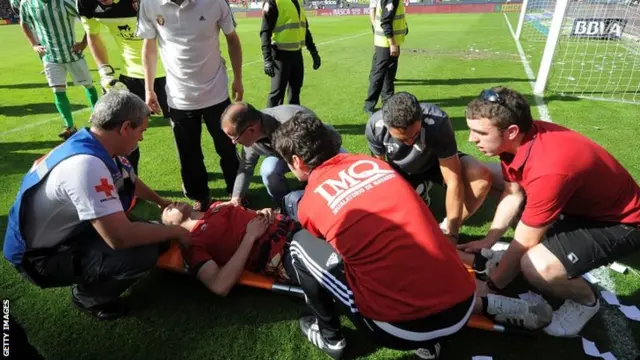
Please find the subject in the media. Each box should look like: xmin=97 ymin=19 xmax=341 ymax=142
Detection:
xmin=95 ymin=178 xmax=115 ymax=197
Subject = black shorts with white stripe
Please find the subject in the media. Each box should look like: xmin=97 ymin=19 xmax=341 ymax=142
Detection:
xmin=285 ymin=229 xmax=474 ymax=352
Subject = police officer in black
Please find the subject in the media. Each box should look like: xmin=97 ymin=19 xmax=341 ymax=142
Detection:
xmin=260 ymin=0 xmax=322 ymax=108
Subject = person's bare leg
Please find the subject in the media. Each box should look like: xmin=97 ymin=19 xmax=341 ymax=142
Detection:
xmin=459 ymin=156 xmax=492 ymax=220
xmin=484 ymin=161 xmax=504 ymax=198
xmin=521 ymin=244 xmax=599 ymax=336
xmin=521 ymin=244 xmax=595 ymax=305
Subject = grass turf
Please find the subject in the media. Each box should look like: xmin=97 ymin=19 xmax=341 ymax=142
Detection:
xmin=1 ymin=12 xmax=639 ymax=360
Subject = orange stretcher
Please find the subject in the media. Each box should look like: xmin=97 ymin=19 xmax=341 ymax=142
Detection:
xmin=156 ymin=243 xmax=508 ymax=333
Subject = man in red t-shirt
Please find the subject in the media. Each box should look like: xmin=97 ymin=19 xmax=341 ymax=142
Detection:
xmin=161 ymin=202 xmax=297 ymax=296
xmin=271 ymin=113 xmax=553 ymax=360
xmin=461 ymin=87 xmax=640 ymax=337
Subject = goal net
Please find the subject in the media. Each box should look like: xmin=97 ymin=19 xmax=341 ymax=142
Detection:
xmin=517 ymin=0 xmax=640 ymax=104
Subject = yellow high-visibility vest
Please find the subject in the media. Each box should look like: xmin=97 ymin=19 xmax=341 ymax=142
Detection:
xmin=373 ymin=0 xmax=407 ymax=48
xmin=272 ymin=0 xmax=307 ymax=51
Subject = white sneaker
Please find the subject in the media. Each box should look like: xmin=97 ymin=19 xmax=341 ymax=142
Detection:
xmin=543 ymin=299 xmax=600 ymax=337
xmin=415 ymin=343 xmax=441 ymax=359
xmin=479 ymin=249 xmax=505 ymax=276
xmin=486 ymin=294 xmax=553 ymax=330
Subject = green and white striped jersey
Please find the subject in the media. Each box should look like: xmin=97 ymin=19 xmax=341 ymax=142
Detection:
xmin=20 ymin=0 xmax=83 ymax=64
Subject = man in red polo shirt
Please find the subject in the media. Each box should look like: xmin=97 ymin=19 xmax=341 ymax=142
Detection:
xmin=271 ymin=112 xmax=553 ymax=360
xmin=460 ymin=87 xmax=640 ymax=337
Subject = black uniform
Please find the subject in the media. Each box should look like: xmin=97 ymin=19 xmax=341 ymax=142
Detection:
xmin=364 ymin=0 xmax=405 ymax=114
xmin=260 ymin=0 xmax=321 ymax=108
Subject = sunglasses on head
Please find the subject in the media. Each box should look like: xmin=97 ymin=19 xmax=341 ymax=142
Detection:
xmin=479 ymin=89 xmax=505 ymax=105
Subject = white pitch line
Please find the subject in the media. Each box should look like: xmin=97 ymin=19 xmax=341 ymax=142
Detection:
xmin=0 ymin=107 xmax=92 ymax=138
xmin=1 ymin=32 xmax=371 ymax=137
xmin=503 ymin=12 xmax=553 ymax=123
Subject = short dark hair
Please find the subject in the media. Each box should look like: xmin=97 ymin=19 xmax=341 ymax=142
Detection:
xmin=221 ymin=102 xmax=263 ymax=133
xmin=272 ymin=112 xmax=340 ymax=170
xmin=382 ymin=92 xmax=422 ymax=129
xmin=465 ymin=87 xmax=533 ymax=133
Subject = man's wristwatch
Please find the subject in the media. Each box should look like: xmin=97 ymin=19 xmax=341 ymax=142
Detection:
xmin=486 ymin=278 xmax=502 ymax=293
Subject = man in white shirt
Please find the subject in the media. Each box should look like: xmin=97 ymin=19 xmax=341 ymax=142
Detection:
xmin=137 ymin=0 xmax=244 ymax=211
xmin=3 ymin=91 xmax=190 ymax=321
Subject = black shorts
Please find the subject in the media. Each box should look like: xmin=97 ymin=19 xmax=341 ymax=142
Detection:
xmin=285 ymin=229 xmax=474 ymax=352
xmin=392 ymin=152 xmax=468 ymax=188
xmin=119 ymin=75 xmax=169 ymax=117
xmin=541 ymin=215 xmax=640 ymax=278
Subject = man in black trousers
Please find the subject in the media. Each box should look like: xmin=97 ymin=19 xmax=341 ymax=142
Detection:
xmin=138 ymin=0 xmax=243 ymax=210
xmin=364 ymin=0 xmax=408 ymax=116
xmin=260 ymin=0 xmax=322 ymax=108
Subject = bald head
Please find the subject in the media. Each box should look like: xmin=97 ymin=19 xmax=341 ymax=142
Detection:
xmin=221 ymin=102 xmax=262 ymax=133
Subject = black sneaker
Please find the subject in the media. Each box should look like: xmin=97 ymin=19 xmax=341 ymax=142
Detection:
xmin=299 ymin=316 xmax=346 ymax=360
xmin=71 ymin=294 xmax=128 ymax=321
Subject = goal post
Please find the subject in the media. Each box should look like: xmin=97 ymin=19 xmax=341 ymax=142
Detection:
xmin=515 ymin=0 xmax=530 ymax=39
xmin=534 ymin=0 xmax=571 ymax=95
xmin=515 ymin=0 xmax=640 ymax=104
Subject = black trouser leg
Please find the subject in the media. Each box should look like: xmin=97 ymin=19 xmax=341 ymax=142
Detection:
xmin=19 ymin=225 xmax=159 ymax=309
xmin=118 ymin=75 xmax=169 ymax=118
xmin=118 ymin=75 xmax=144 ymax=174
xmin=168 ymin=107 xmax=209 ymax=201
xmin=287 ymin=230 xmax=349 ymax=339
xmin=364 ymin=46 xmax=391 ymax=112
xmin=380 ymin=51 xmax=399 ymax=104
xmin=267 ymin=48 xmax=293 ymax=108
xmin=202 ymin=99 xmax=239 ymax=194
xmin=117 ymin=75 xmax=171 ymax=174
xmin=287 ymin=50 xmax=304 ymax=105
xmin=72 ymin=229 xmax=159 ymax=308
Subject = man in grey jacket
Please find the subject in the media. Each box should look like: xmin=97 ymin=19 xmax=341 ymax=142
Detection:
xmin=221 ymin=102 xmax=342 ymax=206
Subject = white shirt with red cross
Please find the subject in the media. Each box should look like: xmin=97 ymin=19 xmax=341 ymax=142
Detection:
xmin=22 ymin=155 xmax=126 ymax=249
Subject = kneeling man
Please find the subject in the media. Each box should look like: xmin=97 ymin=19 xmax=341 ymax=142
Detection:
xmin=221 ymin=102 xmax=343 ymax=206
xmin=3 ymin=92 xmax=189 ymax=320
xmin=461 ymin=87 xmax=640 ymax=337
xmin=271 ymin=112 xmax=552 ymax=360
xmin=365 ymin=92 xmax=493 ymax=241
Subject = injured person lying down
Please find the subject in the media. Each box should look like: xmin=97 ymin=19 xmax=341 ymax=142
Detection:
xmin=161 ymin=202 xmax=298 ymax=296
